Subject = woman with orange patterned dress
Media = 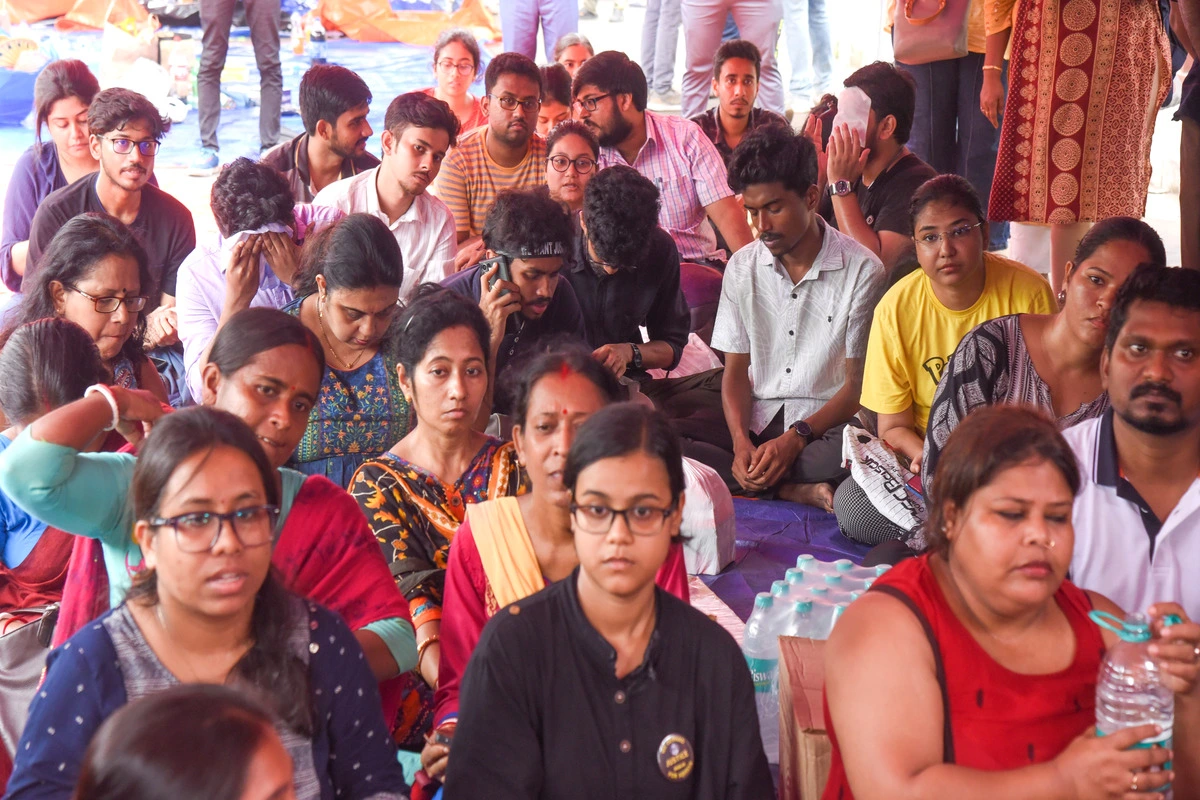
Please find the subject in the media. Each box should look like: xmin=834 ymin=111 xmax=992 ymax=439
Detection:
xmin=982 ymin=0 xmax=1169 ymax=294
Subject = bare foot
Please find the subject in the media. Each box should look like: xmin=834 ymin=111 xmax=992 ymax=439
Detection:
xmin=778 ymin=481 xmax=835 ymax=513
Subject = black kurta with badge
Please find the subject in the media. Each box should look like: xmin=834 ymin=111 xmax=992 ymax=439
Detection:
xmin=443 ymin=569 xmax=773 ymax=800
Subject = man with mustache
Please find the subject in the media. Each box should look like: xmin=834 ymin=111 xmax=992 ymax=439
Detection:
xmin=1064 ymin=265 xmax=1200 ymax=621
xmin=432 ymin=53 xmax=546 ymax=247
xmin=440 ymin=188 xmax=583 ymax=394
xmin=314 ymin=92 xmax=460 ymax=302
xmin=688 ymin=39 xmax=788 ymax=169
xmin=572 ymin=50 xmax=752 ymax=270
xmin=659 ymin=125 xmax=886 ymax=511
xmin=260 ymin=64 xmax=379 ymax=204
xmin=25 ymin=88 xmax=195 ymax=355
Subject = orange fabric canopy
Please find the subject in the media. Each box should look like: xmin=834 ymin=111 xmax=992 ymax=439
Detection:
xmin=317 ymin=0 xmax=499 ymax=45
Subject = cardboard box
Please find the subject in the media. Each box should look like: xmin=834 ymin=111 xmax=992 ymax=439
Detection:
xmin=778 ymin=635 xmax=831 ymax=800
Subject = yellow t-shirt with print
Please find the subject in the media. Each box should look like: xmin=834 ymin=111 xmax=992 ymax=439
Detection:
xmin=860 ymin=252 xmax=1056 ymax=435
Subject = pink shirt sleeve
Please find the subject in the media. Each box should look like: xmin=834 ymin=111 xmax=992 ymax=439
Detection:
xmin=434 ymin=518 xmax=492 ymax=727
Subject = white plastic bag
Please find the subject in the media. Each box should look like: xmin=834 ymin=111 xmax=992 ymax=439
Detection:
xmin=679 ymin=456 xmax=736 ymax=575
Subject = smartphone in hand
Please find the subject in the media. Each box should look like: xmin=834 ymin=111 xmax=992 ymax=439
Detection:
xmin=480 ymin=254 xmax=513 ymax=297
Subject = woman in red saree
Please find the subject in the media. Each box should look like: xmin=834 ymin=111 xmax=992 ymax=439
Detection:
xmin=417 ymin=345 xmax=688 ymax=789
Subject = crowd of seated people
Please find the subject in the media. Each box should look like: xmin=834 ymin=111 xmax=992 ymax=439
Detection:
xmin=0 ymin=28 xmax=1197 ymax=800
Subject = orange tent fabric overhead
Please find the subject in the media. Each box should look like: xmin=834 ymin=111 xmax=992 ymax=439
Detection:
xmin=4 ymin=0 xmax=75 ymax=24
xmin=316 ymin=0 xmax=499 ymax=45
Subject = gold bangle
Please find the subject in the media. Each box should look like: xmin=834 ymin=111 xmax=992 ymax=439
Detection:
xmin=982 ymin=65 xmax=1003 ymax=72
xmin=416 ymin=634 xmax=440 ymax=668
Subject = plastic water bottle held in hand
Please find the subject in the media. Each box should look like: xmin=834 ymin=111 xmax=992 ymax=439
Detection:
xmin=1091 ymin=611 xmax=1175 ymax=796
xmin=743 ymin=593 xmax=781 ymax=764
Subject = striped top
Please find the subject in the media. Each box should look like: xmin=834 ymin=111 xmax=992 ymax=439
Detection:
xmin=431 ymin=126 xmax=547 ymax=237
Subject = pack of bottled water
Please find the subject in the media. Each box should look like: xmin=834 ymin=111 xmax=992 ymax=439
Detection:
xmin=743 ymin=555 xmax=890 ymax=764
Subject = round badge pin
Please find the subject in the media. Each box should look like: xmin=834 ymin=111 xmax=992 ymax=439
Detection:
xmin=657 ymin=733 xmax=695 ymax=782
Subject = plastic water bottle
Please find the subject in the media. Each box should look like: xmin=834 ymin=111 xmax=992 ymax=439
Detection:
xmin=782 ymin=599 xmax=821 ymax=639
xmin=308 ymin=15 xmax=327 ymax=64
xmin=743 ymin=593 xmax=780 ymax=763
xmin=784 ymin=567 xmax=807 ymax=591
xmin=1092 ymin=611 xmax=1175 ymax=796
xmin=768 ymin=580 xmax=793 ymax=631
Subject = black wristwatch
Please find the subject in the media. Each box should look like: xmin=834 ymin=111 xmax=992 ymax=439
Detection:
xmin=629 ymin=342 xmax=643 ymax=370
xmin=790 ymin=419 xmax=815 ymax=444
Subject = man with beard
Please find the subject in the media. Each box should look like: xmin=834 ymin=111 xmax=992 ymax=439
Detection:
xmin=260 ymin=64 xmax=378 ymax=204
xmin=657 ymin=125 xmax=885 ymax=508
xmin=811 ymin=61 xmax=935 ymax=274
xmin=689 ymin=39 xmax=789 ymax=168
xmin=433 ymin=53 xmax=546 ymax=246
xmin=572 ymin=51 xmax=752 ymax=269
xmin=1064 ymin=265 xmax=1200 ymax=621
xmin=440 ymin=188 xmax=583 ymax=396
xmin=314 ymin=92 xmax=460 ymax=302
xmin=26 ymin=88 xmax=195 ymax=354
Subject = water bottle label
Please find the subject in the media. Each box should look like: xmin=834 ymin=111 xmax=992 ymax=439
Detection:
xmin=745 ymin=656 xmax=778 ymax=693
xmin=1097 ymin=729 xmax=1173 ymax=773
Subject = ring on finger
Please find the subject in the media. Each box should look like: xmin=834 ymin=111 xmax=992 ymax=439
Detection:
xmin=1194 ymin=644 xmax=1200 ymax=662
xmin=1131 ymin=772 xmax=1139 ymax=792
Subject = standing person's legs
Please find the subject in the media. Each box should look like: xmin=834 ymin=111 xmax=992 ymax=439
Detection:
xmin=808 ymin=0 xmax=833 ymax=95
xmin=956 ymin=52 xmax=1009 ymax=251
xmin=783 ymin=0 xmax=813 ymax=104
xmin=198 ymin=0 xmax=238 ymax=152
xmin=540 ymin=0 xmax=580 ymax=65
xmin=896 ymin=58 xmax=958 ymax=174
xmin=730 ymin=0 xmax=785 ymax=113
xmin=680 ymin=0 xmax=728 ymax=118
xmin=642 ymin=0 xmax=663 ymax=89
xmin=245 ymin=0 xmax=282 ymax=151
xmin=1181 ymin=118 xmax=1200 ymax=269
xmin=500 ymin=0 xmax=539 ymax=60
xmin=652 ymin=0 xmax=682 ymax=96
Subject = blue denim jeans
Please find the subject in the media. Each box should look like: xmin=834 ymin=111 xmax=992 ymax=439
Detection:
xmin=897 ymin=53 xmax=1010 ymax=250
xmin=641 ymin=0 xmax=682 ymax=94
xmin=783 ymin=0 xmax=832 ymax=100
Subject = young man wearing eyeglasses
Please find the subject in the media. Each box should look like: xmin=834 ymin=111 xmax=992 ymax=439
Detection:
xmin=431 ymin=53 xmax=546 ymax=250
xmin=313 ymin=92 xmax=460 ymax=302
xmin=572 ymin=51 xmax=752 ymax=271
xmin=26 ymin=88 xmax=196 ymax=357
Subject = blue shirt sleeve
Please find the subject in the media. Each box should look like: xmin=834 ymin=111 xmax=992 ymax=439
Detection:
xmin=307 ymin=604 xmax=409 ymax=799
xmin=5 ymin=625 xmax=125 ymax=800
xmin=0 ymin=145 xmax=54 ymax=293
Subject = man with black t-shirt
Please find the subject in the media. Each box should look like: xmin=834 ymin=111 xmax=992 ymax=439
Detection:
xmin=26 ymin=88 xmax=195 ymax=352
xmin=811 ymin=62 xmax=935 ymax=274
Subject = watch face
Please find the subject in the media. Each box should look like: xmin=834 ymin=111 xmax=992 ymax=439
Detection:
xmin=834 ymin=180 xmax=853 ymax=196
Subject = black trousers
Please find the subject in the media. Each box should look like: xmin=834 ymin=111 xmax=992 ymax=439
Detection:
xmin=198 ymin=0 xmax=282 ymax=150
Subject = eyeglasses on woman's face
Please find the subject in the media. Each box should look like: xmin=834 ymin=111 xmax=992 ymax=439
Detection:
xmin=437 ymin=59 xmax=475 ymax=76
xmin=914 ymin=221 xmax=985 ymax=248
xmin=148 ymin=505 xmax=281 ymax=554
xmin=570 ymin=502 xmax=676 ymax=536
xmin=68 ymin=286 xmax=148 ymax=314
xmin=547 ymin=154 xmax=596 ymax=174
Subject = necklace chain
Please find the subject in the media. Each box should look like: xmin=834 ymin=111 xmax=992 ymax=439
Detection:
xmin=317 ymin=296 xmax=368 ymax=371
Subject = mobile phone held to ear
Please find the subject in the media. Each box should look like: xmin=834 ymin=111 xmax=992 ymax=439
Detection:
xmin=481 ymin=254 xmax=513 ymax=296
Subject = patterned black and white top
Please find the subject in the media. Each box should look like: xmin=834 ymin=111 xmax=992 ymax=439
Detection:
xmin=922 ymin=314 xmax=1110 ymax=485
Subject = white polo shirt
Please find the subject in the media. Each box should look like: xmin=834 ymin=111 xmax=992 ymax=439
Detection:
xmin=1065 ymin=411 xmax=1200 ymax=621
xmin=312 ymin=166 xmax=457 ymax=302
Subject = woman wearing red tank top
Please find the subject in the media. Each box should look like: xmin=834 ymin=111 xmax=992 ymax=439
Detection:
xmin=822 ymin=406 xmax=1200 ymax=800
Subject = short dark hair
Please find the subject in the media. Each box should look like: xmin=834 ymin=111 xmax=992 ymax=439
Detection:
xmin=553 ymin=32 xmax=594 ymax=61
xmin=208 ymin=307 xmax=324 ymax=385
xmin=87 ymin=87 xmax=169 ymax=140
xmin=294 ymin=213 xmax=403 ymax=297
xmin=210 ymin=158 xmax=295 ymax=239
xmin=34 ymin=59 xmax=99 ymax=148
xmin=433 ymin=28 xmax=482 ymax=77
xmin=384 ymin=91 xmax=460 ymax=148
xmin=506 ymin=341 xmax=621 ymax=427
xmin=924 ymin=406 xmax=1080 ymax=557
xmin=73 ymin=685 xmax=279 ymax=800
xmin=485 ymin=51 xmax=542 ymax=97
xmin=564 ymin=403 xmax=686 ymax=503
xmin=298 ymin=64 xmax=372 ymax=137
xmin=727 ymin=123 xmax=817 ymax=196
xmin=909 ymin=174 xmax=986 ymax=230
xmin=392 ymin=284 xmax=491 ymax=372
xmin=0 ymin=318 xmax=106 ymax=427
xmin=1072 ymin=216 xmax=1167 ymax=271
xmin=6 ymin=213 xmax=152 ymax=367
xmin=482 ymin=188 xmax=575 ymax=259
xmin=843 ymin=61 xmax=917 ymax=145
xmin=713 ymin=39 xmax=761 ymax=80
xmin=1105 ymin=264 xmax=1200 ymax=353
xmin=540 ymin=63 xmax=572 ymax=107
xmin=572 ymin=50 xmax=648 ymax=113
xmin=582 ymin=165 xmax=660 ymax=267
xmin=546 ymin=118 xmax=599 ymax=158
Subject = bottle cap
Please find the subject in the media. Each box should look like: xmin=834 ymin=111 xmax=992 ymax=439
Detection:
xmin=875 ymin=564 xmax=892 ymax=576
xmin=810 ymin=586 xmax=829 ymax=597
xmin=794 ymin=600 xmax=814 ymax=614
xmin=824 ymin=575 xmax=842 ymax=586
xmin=796 ymin=554 xmax=816 ymax=569
xmin=833 ymin=559 xmax=854 ymax=572
xmin=771 ymin=580 xmax=789 ymax=597
xmin=754 ymin=592 xmax=773 ymax=609
xmin=785 ymin=568 xmax=806 ymax=584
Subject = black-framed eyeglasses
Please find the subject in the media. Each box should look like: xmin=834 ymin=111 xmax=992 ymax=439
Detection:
xmin=487 ymin=94 xmax=540 ymax=112
xmin=914 ymin=221 xmax=984 ymax=248
xmin=547 ymin=154 xmax=596 ymax=174
xmin=570 ymin=502 xmax=676 ymax=536
xmin=437 ymin=59 xmax=476 ymax=76
xmin=573 ymin=93 xmax=613 ymax=113
xmin=68 ymin=286 xmax=148 ymax=314
xmin=101 ymin=136 xmax=161 ymax=156
xmin=148 ymin=505 xmax=280 ymax=554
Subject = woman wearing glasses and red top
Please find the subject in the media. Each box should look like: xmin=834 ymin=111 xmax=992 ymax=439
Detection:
xmin=423 ymin=29 xmax=487 ymax=136
xmin=1 ymin=213 xmax=167 ymax=402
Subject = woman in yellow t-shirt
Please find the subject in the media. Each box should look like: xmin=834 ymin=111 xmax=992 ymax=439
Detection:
xmin=835 ymin=174 xmax=1055 ymax=549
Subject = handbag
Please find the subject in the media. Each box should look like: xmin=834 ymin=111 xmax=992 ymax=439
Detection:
xmin=892 ymin=0 xmax=970 ymax=65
